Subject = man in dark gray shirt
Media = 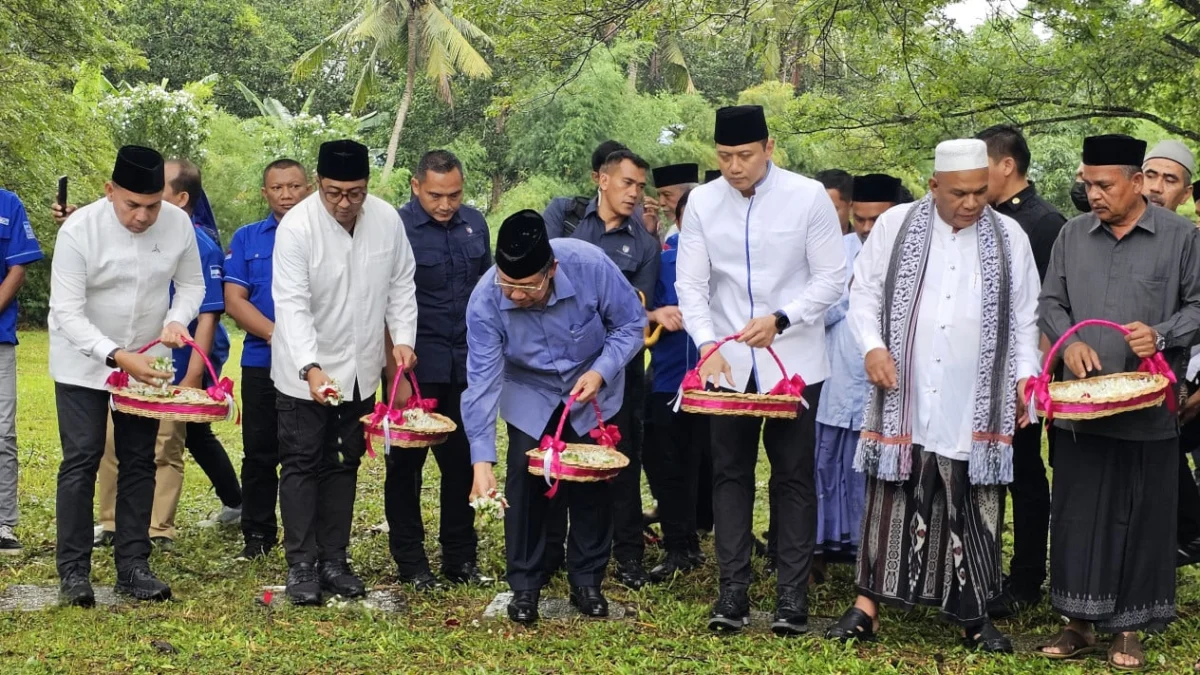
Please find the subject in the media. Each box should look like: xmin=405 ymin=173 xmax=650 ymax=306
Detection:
xmin=1038 ymin=134 xmax=1200 ymax=671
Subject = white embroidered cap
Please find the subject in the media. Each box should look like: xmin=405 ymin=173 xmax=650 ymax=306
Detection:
xmin=934 ymin=139 xmax=989 ymax=172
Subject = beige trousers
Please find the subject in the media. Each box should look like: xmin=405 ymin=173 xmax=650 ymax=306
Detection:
xmin=96 ymin=414 xmax=186 ymax=539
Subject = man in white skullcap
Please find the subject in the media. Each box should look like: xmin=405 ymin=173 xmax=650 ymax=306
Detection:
xmin=1142 ymin=139 xmax=1194 ymax=212
xmin=824 ymin=139 xmax=1041 ymax=653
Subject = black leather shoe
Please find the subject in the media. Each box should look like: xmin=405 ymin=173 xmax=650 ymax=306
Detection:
xmin=507 ymin=589 xmax=540 ymax=625
xmin=614 ymin=558 xmax=650 ymax=590
xmin=687 ymin=547 xmax=706 ymax=567
xmin=962 ymin=621 xmax=1014 ymax=653
xmin=237 ymin=535 xmax=274 ymax=561
xmin=115 ymin=565 xmax=172 ymax=601
xmin=318 ymin=559 xmax=366 ymax=598
xmin=763 ymin=555 xmax=777 ymax=577
xmin=286 ymin=562 xmax=322 ymax=606
xmin=649 ymin=551 xmax=695 ymax=583
xmin=570 ymin=586 xmax=609 ymax=618
xmin=771 ymin=586 xmax=808 ymax=636
xmin=59 ymin=570 xmax=95 ymax=608
xmin=443 ymin=562 xmax=495 ymax=586
xmin=398 ymin=569 xmax=446 ymax=592
xmin=708 ymin=586 xmax=750 ymax=633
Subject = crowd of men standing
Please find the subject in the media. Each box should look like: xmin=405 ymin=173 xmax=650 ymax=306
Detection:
xmin=3 ymin=104 xmax=1200 ymax=669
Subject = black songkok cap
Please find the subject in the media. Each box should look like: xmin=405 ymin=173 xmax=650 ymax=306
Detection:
xmin=714 ymin=105 xmax=769 ymax=146
xmin=1082 ymin=134 xmax=1147 ymax=168
xmin=652 ymin=163 xmax=699 ymax=188
xmin=496 ymin=210 xmax=553 ymax=280
xmin=317 ymin=139 xmax=370 ymax=181
xmin=852 ymin=173 xmax=903 ymax=204
xmin=704 ymin=169 xmax=723 ymax=184
xmin=111 ymin=145 xmax=165 ymax=195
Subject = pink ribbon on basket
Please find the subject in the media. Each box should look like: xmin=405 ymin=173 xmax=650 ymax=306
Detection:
xmin=1027 ymin=319 xmax=1177 ymax=424
xmin=365 ymin=370 xmax=440 ymax=458
xmin=537 ymin=395 xmax=612 ymax=499
xmin=206 ymin=377 xmax=240 ymax=425
xmin=106 ymin=371 xmax=130 ymax=389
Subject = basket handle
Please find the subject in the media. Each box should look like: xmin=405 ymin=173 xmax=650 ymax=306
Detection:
xmin=538 ymin=394 xmax=614 ymax=498
xmin=685 ymin=333 xmax=799 ymax=395
xmin=1028 ymin=318 xmax=1176 ymax=424
xmin=637 ymin=290 xmax=665 ymax=347
xmin=130 ymin=337 xmax=221 ymax=387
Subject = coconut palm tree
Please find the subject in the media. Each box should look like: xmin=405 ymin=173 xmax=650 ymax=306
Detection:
xmin=293 ymin=0 xmax=492 ymax=178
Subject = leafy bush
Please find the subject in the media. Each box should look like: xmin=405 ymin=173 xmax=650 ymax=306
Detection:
xmin=99 ymin=81 xmax=214 ymax=160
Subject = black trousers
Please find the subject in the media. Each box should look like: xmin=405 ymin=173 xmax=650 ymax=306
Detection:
xmin=505 ymin=407 xmax=613 ymax=591
xmin=55 ymin=383 xmax=159 ymax=577
xmin=710 ymin=381 xmax=822 ymax=592
xmin=276 ymin=388 xmax=374 ymax=566
xmin=1006 ymin=420 xmax=1051 ymax=592
xmin=645 ymin=392 xmax=709 ymax=553
xmin=384 ymin=382 xmax=477 ymax=575
xmin=184 ymin=421 xmax=242 ymax=509
xmin=1177 ymin=414 xmax=1200 ymax=545
xmin=546 ymin=359 xmax=643 ymax=566
xmin=240 ymin=367 xmax=279 ymax=542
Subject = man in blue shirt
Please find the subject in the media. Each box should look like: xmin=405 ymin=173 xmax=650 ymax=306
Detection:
xmin=643 ymin=189 xmax=712 ymax=582
xmin=0 ymin=188 xmax=44 ymax=555
xmin=385 ymin=150 xmax=492 ymax=590
xmin=224 ymin=158 xmax=311 ymax=560
xmin=463 ymin=210 xmax=645 ymax=625
xmin=95 ymin=159 xmax=242 ymax=550
xmin=542 ymin=149 xmax=663 ymax=588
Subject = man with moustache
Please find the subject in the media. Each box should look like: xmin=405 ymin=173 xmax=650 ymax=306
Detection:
xmin=385 ymin=149 xmax=492 ymax=590
xmin=50 ymin=145 xmax=205 ymax=605
xmin=224 ymin=158 xmax=311 ymax=560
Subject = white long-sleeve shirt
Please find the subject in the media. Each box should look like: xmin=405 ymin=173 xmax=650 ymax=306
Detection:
xmin=271 ymin=193 xmax=417 ymax=401
xmin=848 ymin=201 xmax=1041 ymax=461
xmin=675 ymin=164 xmax=846 ymax=390
xmin=49 ymin=198 xmax=204 ymax=390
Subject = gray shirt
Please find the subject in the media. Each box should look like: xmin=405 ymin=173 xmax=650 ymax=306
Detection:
xmin=543 ymin=197 xmax=661 ymax=303
xmin=1038 ymin=203 xmax=1200 ymax=440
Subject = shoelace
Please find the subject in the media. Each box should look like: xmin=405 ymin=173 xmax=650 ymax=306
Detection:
xmin=0 ymin=525 xmax=15 ymax=540
xmin=291 ymin=566 xmax=319 ymax=584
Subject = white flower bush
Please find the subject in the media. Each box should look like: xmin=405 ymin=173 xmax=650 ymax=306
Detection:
xmin=99 ymin=84 xmax=212 ymax=160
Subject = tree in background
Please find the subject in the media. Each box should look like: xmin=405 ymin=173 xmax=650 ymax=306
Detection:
xmin=294 ymin=0 xmax=493 ymax=179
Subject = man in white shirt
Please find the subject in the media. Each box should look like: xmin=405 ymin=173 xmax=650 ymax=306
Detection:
xmin=271 ymin=139 xmax=417 ymax=606
xmin=824 ymin=139 xmax=1040 ymax=653
xmin=49 ymin=145 xmax=205 ymax=606
xmin=675 ymin=105 xmax=846 ymax=635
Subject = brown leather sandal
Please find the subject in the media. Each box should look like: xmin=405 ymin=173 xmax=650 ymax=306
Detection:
xmin=1038 ymin=627 xmax=1096 ymax=659
xmin=1108 ymin=632 xmax=1146 ymax=672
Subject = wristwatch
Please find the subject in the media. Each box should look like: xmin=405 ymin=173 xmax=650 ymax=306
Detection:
xmin=105 ymin=348 xmax=121 ymax=369
xmin=299 ymin=363 xmax=321 ymax=381
xmin=772 ymin=310 xmax=790 ymax=334
xmin=1154 ymin=330 xmax=1166 ymax=352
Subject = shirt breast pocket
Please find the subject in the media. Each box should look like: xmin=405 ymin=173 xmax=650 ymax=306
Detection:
xmin=413 ymin=248 xmax=446 ymax=288
xmin=566 ymin=313 xmax=606 ymax=362
xmin=465 ymin=234 xmax=488 ymax=263
xmin=246 ymin=253 xmax=272 ymax=285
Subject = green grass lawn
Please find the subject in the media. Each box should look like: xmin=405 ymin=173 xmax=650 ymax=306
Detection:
xmin=3 ymin=329 xmax=1200 ymax=673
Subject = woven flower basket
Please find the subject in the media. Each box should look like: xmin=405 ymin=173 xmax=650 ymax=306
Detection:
xmin=1029 ymin=319 xmax=1176 ymax=422
xmin=107 ymin=338 xmax=237 ymax=424
xmin=679 ymin=334 xmax=805 ymax=419
xmin=361 ymin=370 xmax=457 ymax=456
xmin=526 ymin=395 xmax=629 ymax=497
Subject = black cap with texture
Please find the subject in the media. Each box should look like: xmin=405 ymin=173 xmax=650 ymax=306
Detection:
xmin=111 ymin=145 xmax=165 ymax=195
xmin=714 ymin=105 xmax=769 ymax=146
xmin=852 ymin=174 xmax=903 ymax=203
xmin=317 ymin=139 xmax=370 ymax=181
xmin=652 ymin=163 xmax=699 ymax=188
xmin=704 ymin=169 xmax=722 ymax=184
xmin=496 ymin=209 xmax=553 ymax=280
xmin=1082 ymin=134 xmax=1147 ymax=168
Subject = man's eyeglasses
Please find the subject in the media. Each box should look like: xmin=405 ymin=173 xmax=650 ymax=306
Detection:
xmin=321 ymin=187 xmax=367 ymax=205
xmin=494 ymin=272 xmax=549 ymax=293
